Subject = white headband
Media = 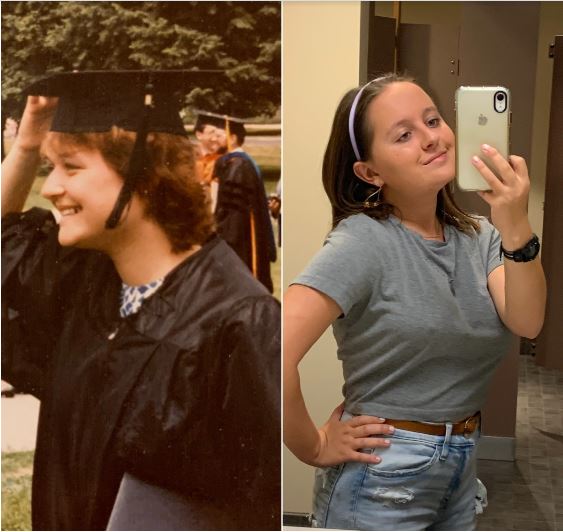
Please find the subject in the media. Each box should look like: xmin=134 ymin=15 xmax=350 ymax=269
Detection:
xmin=348 ymin=76 xmax=388 ymax=161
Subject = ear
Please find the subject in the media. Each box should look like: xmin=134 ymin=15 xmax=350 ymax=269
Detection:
xmin=353 ymin=161 xmax=384 ymax=187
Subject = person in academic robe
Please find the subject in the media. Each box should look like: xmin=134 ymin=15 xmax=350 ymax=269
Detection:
xmin=193 ymin=112 xmax=222 ymax=211
xmin=210 ymin=114 xmax=277 ymax=293
xmin=1 ymin=70 xmax=280 ymax=531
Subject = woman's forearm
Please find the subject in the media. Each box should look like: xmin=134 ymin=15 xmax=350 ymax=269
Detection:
xmin=473 ymin=149 xmax=547 ymax=339
xmin=2 ymin=96 xmax=58 ymax=217
xmin=504 ymin=259 xmax=546 ymax=339
xmin=1 ymin=142 xmax=41 ymax=217
xmin=283 ymin=360 xmax=322 ymax=465
xmin=501 ymin=221 xmax=547 ymax=338
xmin=282 ymin=285 xmax=343 ymax=465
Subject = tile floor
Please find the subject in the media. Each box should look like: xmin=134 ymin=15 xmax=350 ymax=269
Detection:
xmin=476 ymin=355 xmax=563 ymax=531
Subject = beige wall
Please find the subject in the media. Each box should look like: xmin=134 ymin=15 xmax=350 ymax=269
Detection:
xmin=530 ymin=2 xmax=563 ymax=241
xmin=283 ymin=1 xmax=362 ymax=514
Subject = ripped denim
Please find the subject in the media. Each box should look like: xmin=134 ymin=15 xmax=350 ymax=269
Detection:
xmin=312 ymin=413 xmax=480 ymax=531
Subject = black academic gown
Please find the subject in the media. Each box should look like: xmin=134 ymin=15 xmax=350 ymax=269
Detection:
xmin=1 ymin=208 xmax=281 ymax=531
xmin=214 ymin=152 xmax=276 ymax=293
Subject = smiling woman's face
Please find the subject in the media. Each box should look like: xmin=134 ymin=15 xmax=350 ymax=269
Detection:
xmin=364 ymin=82 xmax=456 ymax=198
xmin=40 ymin=143 xmax=142 ymax=250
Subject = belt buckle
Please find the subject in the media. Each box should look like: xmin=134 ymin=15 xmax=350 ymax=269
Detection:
xmin=463 ymin=415 xmax=476 ymax=438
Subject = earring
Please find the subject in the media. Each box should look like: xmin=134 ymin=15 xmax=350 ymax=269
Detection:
xmin=363 ymin=185 xmax=384 ymax=208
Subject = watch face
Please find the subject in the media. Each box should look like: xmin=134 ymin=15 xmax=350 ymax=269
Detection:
xmin=518 ymin=236 xmax=540 ymax=261
xmin=501 ymin=235 xmax=540 ymax=262
xmin=525 ymin=238 xmax=541 ymax=259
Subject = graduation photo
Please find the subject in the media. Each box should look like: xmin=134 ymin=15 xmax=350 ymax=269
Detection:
xmin=1 ymin=2 xmax=281 ymax=530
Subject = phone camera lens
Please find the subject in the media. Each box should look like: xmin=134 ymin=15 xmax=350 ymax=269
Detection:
xmin=496 ymin=93 xmax=505 ymax=101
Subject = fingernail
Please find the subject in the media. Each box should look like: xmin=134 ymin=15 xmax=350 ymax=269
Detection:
xmin=472 ymin=155 xmax=481 ymax=165
xmin=384 ymin=439 xmax=391 ymax=445
xmin=378 ymin=417 xmax=386 ymax=422
xmin=481 ymin=144 xmax=491 ymax=152
xmin=373 ymin=456 xmax=381 ymax=463
xmin=388 ymin=426 xmax=395 ymax=433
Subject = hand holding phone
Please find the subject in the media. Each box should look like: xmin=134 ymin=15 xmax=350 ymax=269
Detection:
xmin=455 ymin=86 xmax=511 ymax=191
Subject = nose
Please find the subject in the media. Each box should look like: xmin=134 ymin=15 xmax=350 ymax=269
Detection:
xmin=40 ymin=167 xmax=66 ymax=201
xmin=421 ymin=128 xmax=439 ymax=150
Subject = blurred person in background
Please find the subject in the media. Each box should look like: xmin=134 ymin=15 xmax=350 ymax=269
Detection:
xmin=212 ymin=114 xmax=277 ymax=292
xmin=193 ymin=111 xmax=223 ymax=211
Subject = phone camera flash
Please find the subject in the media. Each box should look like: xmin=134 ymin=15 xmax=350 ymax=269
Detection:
xmin=494 ymin=91 xmax=507 ymax=113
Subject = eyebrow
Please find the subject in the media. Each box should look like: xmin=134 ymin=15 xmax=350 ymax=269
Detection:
xmin=40 ymin=148 xmax=80 ymax=161
xmin=387 ymin=106 xmax=439 ymax=135
xmin=58 ymin=150 xmax=81 ymax=158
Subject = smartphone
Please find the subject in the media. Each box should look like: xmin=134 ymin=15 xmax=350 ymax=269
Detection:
xmin=455 ymin=86 xmax=511 ymax=191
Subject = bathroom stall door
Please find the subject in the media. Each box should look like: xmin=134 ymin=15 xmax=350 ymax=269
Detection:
xmin=536 ymin=35 xmax=563 ymax=371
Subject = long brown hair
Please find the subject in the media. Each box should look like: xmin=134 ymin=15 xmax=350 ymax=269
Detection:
xmin=322 ymin=73 xmax=480 ymax=234
xmin=44 ymin=128 xmax=215 ymax=252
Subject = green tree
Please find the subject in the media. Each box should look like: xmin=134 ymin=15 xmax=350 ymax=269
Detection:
xmin=1 ymin=1 xmax=280 ymax=122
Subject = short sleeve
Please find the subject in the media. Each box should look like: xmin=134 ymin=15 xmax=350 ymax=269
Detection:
xmin=292 ymin=218 xmax=379 ymax=315
xmin=478 ymin=217 xmax=503 ymax=276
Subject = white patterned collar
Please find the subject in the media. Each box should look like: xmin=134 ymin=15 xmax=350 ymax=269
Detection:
xmin=120 ymin=278 xmax=164 ymax=318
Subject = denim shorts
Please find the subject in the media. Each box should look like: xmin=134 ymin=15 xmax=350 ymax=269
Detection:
xmin=312 ymin=413 xmax=480 ymax=531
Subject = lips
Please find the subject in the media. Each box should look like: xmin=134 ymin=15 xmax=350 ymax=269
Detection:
xmin=423 ymin=150 xmax=448 ymax=165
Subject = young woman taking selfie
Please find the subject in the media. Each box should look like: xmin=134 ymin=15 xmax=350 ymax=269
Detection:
xmin=284 ymin=74 xmax=546 ymax=530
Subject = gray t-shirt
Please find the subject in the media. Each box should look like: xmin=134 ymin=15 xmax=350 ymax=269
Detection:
xmin=294 ymin=213 xmax=514 ymax=422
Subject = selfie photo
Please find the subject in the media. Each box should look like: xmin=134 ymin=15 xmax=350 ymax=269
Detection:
xmin=283 ymin=2 xmax=562 ymax=531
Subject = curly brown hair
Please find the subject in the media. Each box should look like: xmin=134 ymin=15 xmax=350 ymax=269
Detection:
xmin=323 ymin=73 xmax=480 ymax=235
xmin=44 ymin=128 xmax=215 ymax=252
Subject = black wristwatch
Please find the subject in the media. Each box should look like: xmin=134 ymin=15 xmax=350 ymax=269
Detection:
xmin=500 ymin=234 xmax=540 ymax=262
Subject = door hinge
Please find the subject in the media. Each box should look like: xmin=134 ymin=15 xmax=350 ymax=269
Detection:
xmin=549 ymin=42 xmax=555 ymax=58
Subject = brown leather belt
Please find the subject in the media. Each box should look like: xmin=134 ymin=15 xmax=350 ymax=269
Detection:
xmin=385 ymin=412 xmax=480 ymax=437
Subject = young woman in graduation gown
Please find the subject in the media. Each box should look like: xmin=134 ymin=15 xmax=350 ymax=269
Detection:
xmin=1 ymin=72 xmax=280 ymax=531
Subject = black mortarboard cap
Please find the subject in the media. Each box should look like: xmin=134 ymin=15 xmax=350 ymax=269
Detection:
xmin=26 ymin=70 xmax=222 ymax=134
xmin=194 ymin=110 xmax=246 ymax=141
xmin=26 ymin=70 xmax=222 ymax=228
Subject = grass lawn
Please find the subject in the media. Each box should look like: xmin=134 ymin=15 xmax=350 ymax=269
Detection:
xmin=243 ymin=135 xmax=281 ymax=182
xmin=1 ymin=451 xmax=33 ymax=531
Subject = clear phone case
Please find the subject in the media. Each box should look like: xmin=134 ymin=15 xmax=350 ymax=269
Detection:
xmin=455 ymin=86 xmax=511 ymax=191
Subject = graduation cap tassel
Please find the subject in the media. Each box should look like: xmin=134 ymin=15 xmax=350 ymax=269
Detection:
xmin=250 ymin=210 xmax=258 ymax=278
xmin=225 ymin=116 xmax=232 ymax=153
xmin=105 ymin=86 xmax=154 ymax=229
